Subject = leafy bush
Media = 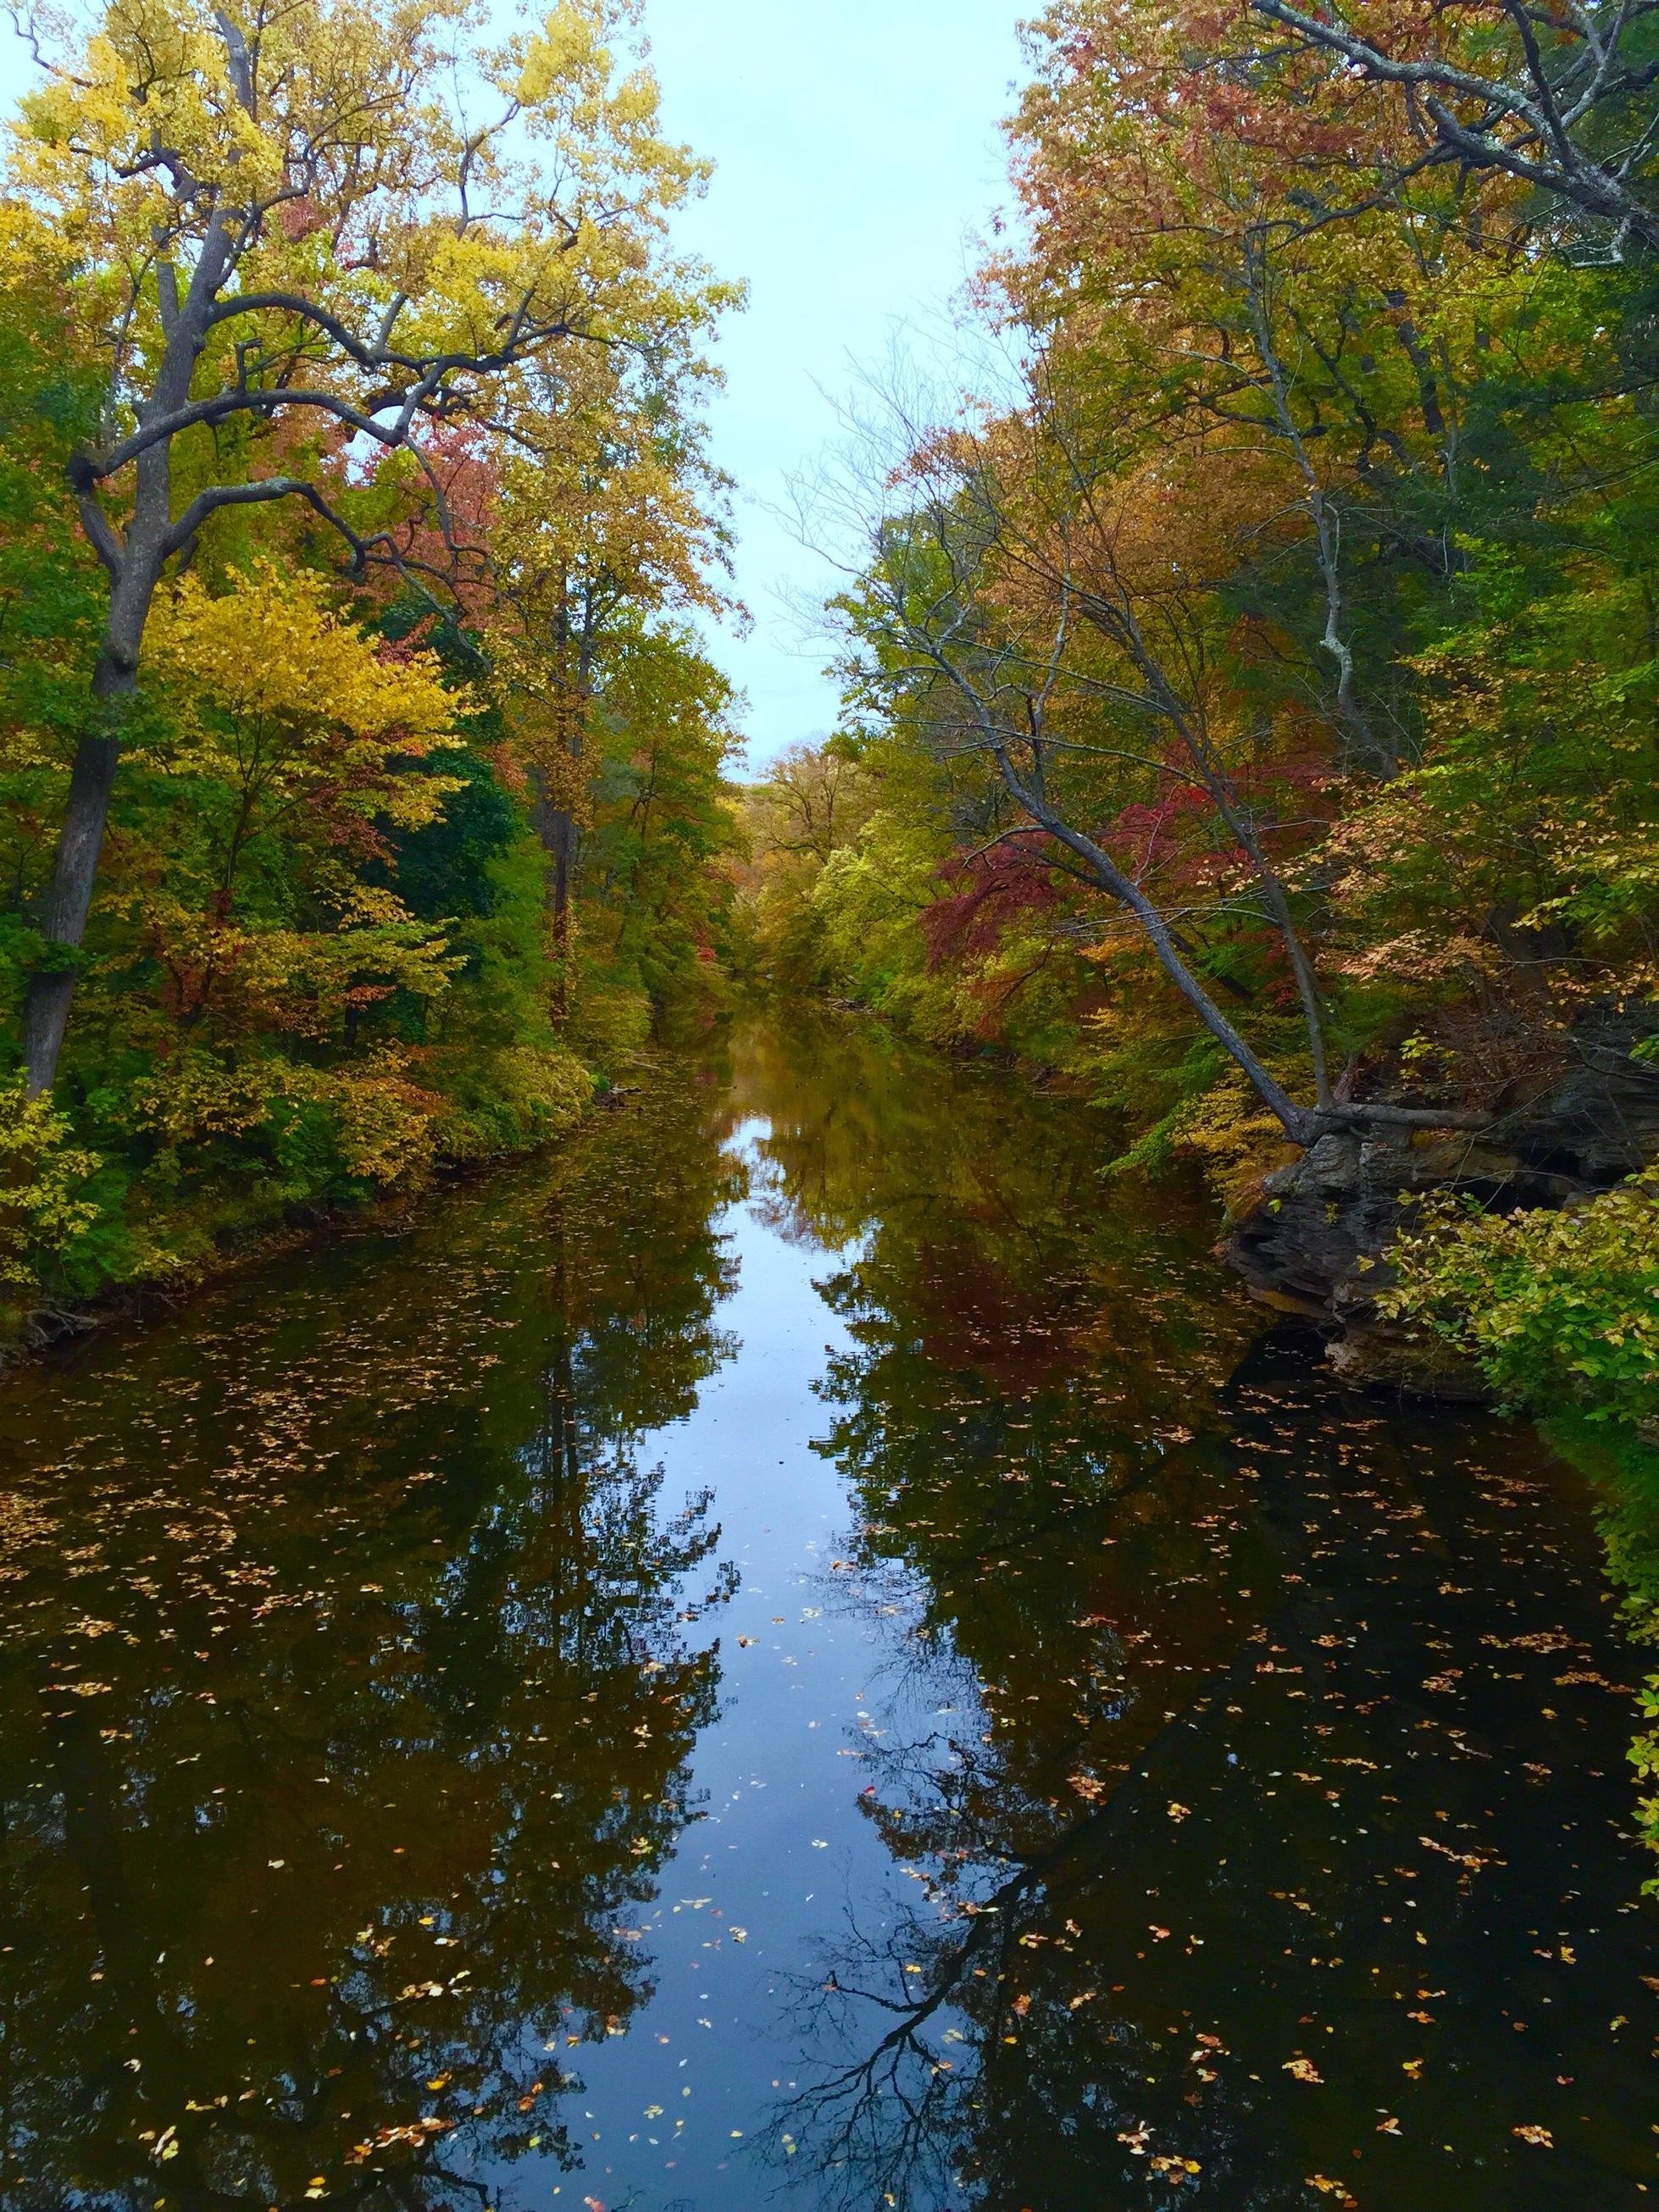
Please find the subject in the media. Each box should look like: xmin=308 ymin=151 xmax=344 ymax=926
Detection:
xmin=0 ymin=1079 xmax=105 ymax=1310
xmin=1381 ymin=1174 xmax=1659 ymax=1430
xmin=435 ymin=1045 xmax=594 ymax=1160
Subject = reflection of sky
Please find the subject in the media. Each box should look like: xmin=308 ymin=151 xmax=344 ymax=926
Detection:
xmin=516 ymin=1112 xmax=957 ymax=2208
xmin=0 ymin=0 xmax=1023 ymax=771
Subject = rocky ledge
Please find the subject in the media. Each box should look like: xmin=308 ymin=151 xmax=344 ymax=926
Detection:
xmin=1224 ymin=1023 xmax=1659 ymax=1395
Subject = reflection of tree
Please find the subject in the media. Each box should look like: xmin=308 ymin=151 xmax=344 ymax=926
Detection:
xmin=0 ymin=1071 xmax=745 ymax=2210
xmin=721 ymin=1011 xmax=1231 ymax=1289
xmin=777 ymin=1333 xmax=1659 ymax=2212
xmin=796 ymin=1007 xmax=1263 ymax=1874
xmin=6 ymin=1014 xmax=1648 ymax=2212
xmin=734 ymin=1013 xmax=1269 ymax=2208
xmin=772 ymin=1599 xmax=1308 ymax=2212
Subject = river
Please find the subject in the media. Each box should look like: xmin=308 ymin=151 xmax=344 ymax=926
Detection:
xmin=1 ymin=1012 xmax=1655 ymax=2211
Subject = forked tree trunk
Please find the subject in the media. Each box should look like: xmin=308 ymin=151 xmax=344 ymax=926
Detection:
xmin=20 ymin=197 xmax=234 ymax=1095
xmin=529 ymin=763 xmax=581 ymax=1020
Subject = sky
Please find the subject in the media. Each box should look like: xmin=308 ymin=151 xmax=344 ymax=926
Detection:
xmin=641 ymin=0 xmax=1025 ymax=763
xmin=0 ymin=0 xmax=1027 ymax=767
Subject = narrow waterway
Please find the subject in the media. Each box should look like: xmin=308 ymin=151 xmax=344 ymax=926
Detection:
xmin=1 ymin=1013 xmax=1654 ymax=2212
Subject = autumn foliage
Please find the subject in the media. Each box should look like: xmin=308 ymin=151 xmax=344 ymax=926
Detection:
xmin=0 ymin=0 xmax=742 ymax=1326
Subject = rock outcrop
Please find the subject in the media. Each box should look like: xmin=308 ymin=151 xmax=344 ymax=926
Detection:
xmin=1224 ymin=1022 xmax=1659 ymax=1394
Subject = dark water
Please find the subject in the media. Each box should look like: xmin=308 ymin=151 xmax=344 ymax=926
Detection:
xmin=1 ymin=1014 xmax=1655 ymax=2212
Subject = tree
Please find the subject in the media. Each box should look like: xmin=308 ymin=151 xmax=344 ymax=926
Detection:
xmin=1245 ymin=0 xmax=1659 ymax=253
xmin=791 ymin=0 xmax=1659 ymax=1167
xmin=480 ymin=342 xmax=735 ymax=1004
xmin=582 ymin=619 xmax=741 ymax=1002
xmin=751 ymin=739 xmax=876 ymax=867
xmin=9 ymin=0 xmax=719 ymax=1091
xmin=129 ymin=559 xmax=463 ymax=1049
xmin=821 ymin=381 xmax=1482 ymax=1146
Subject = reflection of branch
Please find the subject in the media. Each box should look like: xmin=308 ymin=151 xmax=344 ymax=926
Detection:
xmin=404 ymin=2154 xmax=493 ymax=2206
xmin=769 ymin=1805 xmax=1089 ymax=2207
xmin=776 ymin=1578 xmax=1317 ymax=2208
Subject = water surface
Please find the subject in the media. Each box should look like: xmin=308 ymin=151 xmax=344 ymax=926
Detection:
xmin=1 ymin=1014 xmax=1655 ymax=2211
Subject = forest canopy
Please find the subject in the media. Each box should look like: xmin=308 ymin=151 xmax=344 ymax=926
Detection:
xmin=0 ymin=0 xmax=746 ymax=1325
xmin=735 ymin=0 xmax=1659 ymax=1389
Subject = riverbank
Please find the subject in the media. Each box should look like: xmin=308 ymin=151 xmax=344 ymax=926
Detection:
xmin=768 ymin=978 xmax=1659 ymax=1403
xmin=0 ymin=1039 xmax=602 ymax=1370
xmin=1225 ymin=1017 xmax=1659 ymax=1388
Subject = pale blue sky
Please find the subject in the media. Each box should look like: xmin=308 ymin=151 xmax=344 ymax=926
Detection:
xmin=0 ymin=0 xmax=1025 ymax=764
xmin=641 ymin=0 xmax=1024 ymax=762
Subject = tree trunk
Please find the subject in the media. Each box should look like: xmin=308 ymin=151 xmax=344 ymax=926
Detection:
xmin=20 ymin=584 xmax=153 ymax=1095
xmin=549 ymin=804 xmax=579 ymax=1006
xmin=545 ymin=627 xmax=593 ymax=1021
xmin=528 ymin=765 xmax=582 ymax=1022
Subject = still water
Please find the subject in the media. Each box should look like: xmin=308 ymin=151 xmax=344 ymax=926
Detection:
xmin=1 ymin=1014 xmax=1655 ymax=2212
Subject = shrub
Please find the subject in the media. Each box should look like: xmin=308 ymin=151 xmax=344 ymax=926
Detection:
xmin=0 ymin=1079 xmax=104 ymax=1305
xmin=1381 ymin=1173 xmax=1659 ymax=1431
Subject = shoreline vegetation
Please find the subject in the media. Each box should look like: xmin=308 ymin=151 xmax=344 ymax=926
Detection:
xmin=1 ymin=0 xmax=746 ymax=1349
xmin=0 ymin=1065 xmax=600 ymax=1367
xmin=2 ymin=0 xmax=1659 ymax=1870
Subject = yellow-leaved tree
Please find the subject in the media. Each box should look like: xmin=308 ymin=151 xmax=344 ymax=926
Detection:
xmin=8 ymin=0 xmax=724 ymax=1092
xmin=476 ymin=337 xmax=734 ymax=1003
xmin=106 ymin=563 xmax=462 ymax=1167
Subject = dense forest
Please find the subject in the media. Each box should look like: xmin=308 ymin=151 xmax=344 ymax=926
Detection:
xmin=3 ymin=0 xmax=1659 ymax=1849
xmin=737 ymin=0 xmax=1659 ymax=1443
xmin=0 ymin=0 xmax=744 ymax=1333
